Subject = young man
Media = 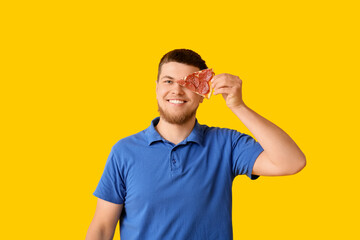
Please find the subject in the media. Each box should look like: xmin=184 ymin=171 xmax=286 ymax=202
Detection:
xmin=86 ymin=49 xmax=306 ymax=240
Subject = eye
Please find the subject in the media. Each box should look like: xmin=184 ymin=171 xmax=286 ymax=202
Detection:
xmin=164 ymin=80 xmax=173 ymax=84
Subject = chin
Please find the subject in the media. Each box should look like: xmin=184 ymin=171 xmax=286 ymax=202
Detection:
xmin=158 ymin=105 xmax=197 ymax=125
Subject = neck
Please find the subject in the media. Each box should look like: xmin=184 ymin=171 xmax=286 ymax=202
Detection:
xmin=155 ymin=117 xmax=196 ymax=145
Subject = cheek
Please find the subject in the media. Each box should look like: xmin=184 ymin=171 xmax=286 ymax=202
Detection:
xmin=156 ymin=87 xmax=167 ymax=101
xmin=190 ymin=93 xmax=203 ymax=104
xmin=156 ymin=86 xmax=161 ymax=98
xmin=156 ymin=89 xmax=164 ymax=98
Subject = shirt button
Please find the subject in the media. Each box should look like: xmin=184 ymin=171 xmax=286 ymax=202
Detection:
xmin=172 ymin=159 xmax=176 ymax=164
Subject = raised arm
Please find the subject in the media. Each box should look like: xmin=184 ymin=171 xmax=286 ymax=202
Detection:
xmin=212 ymin=73 xmax=306 ymax=176
xmin=86 ymin=199 xmax=123 ymax=240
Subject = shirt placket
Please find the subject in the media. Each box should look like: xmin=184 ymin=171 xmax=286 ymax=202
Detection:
xmin=170 ymin=146 xmax=181 ymax=173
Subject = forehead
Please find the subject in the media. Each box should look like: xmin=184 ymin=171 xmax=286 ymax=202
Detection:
xmin=159 ymin=62 xmax=200 ymax=79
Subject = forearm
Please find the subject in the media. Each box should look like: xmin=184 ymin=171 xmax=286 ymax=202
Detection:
xmin=232 ymin=104 xmax=306 ymax=169
xmin=211 ymin=73 xmax=306 ymax=173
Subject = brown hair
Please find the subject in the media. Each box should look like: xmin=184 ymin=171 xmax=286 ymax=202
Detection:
xmin=157 ymin=49 xmax=208 ymax=81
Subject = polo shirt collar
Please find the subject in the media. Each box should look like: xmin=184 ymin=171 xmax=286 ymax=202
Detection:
xmin=146 ymin=117 xmax=163 ymax=145
xmin=145 ymin=117 xmax=204 ymax=146
xmin=184 ymin=119 xmax=203 ymax=145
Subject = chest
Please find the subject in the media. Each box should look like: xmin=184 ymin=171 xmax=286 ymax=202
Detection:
xmin=122 ymin=143 xmax=233 ymax=213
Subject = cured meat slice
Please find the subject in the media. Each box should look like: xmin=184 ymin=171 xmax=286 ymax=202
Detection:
xmin=177 ymin=68 xmax=215 ymax=99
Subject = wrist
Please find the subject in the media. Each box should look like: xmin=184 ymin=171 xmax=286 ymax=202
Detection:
xmin=229 ymin=102 xmax=247 ymax=112
xmin=230 ymin=103 xmax=252 ymax=120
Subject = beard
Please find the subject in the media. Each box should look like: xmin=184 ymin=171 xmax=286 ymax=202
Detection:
xmin=157 ymin=103 xmax=198 ymax=125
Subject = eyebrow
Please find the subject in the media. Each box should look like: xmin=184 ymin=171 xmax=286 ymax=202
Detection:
xmin=161 ymin=75 xmax=175 ymax=80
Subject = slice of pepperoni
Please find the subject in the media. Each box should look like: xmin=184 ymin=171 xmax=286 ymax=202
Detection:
xmin=191 ymin=75 xmax=200 ymax=88
xmin=198 ymin=69 xmax=213 ymax=82
xmin=198 ymin=81 xmax=210 ymax=95
xmin=177 ymin=68 xmax=214 ymax=99
xmin=184 ymin=81 xmax=196 ymax=92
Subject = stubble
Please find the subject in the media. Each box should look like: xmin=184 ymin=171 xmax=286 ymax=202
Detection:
xmin=157 ymin=103 xmax=197 ymax=125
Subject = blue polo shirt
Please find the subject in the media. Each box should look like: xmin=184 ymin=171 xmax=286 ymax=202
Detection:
xmin=94 ymin=117 xmax=263 ymax=240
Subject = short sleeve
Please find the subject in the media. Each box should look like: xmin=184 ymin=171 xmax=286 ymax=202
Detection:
xmin=231 ymin=131 xmax=264 ymax=180
xmin=93 ymin=148 xmax=126 ymax=204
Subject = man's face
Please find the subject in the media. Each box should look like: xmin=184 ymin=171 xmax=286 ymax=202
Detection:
xmin=156 ymin=62 xmax=204 ymax=125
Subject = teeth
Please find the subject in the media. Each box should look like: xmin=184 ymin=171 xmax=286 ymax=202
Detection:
xmin=169 ymin=100 xmax=185 ymax=104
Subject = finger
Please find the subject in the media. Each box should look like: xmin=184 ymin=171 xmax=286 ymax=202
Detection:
xmin=211 ymin=78 xmax=229 ymax=90
xmin=212 ymin=74 xmax=240 ymax=89
xmin=213 ymin=86 xmax=232 ymax=96
xmin=212 ymin=80 xmax=232 ymax=91
xmin=210 ymin=73 xmax=227 ymax=85
xmin=212 ymin=79 xmax=239 ymax=92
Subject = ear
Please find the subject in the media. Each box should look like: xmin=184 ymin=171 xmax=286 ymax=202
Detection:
xmin=199 ymin=96 xmax=204 ymax=103
xmin=155 ymin=80 xmax=159 ymax=99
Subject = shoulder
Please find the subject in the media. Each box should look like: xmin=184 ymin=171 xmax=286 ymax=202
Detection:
xmin=199 ymin=123 xmax=256 ymax=147
xmin=106 ymin=129 xmax=147 ymax=161
xmin=112 ymin=130 xmax=147 ymax=150
xmin=103 ymin=130 xmax=148 ymax=170
xmin=197 ymin=123 xmax=239 ymax=147
xmin=199 ymin=123 xmax=240 ymax=139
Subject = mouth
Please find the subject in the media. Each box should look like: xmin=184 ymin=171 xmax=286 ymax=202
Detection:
xmin=167 ymin=99 xmax=187 ymax=104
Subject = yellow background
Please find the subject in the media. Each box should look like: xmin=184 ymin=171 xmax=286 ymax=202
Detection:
xmin=1 ymin=0 xmax=359 ymax=239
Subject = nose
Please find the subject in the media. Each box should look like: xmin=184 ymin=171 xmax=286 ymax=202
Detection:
xmin=171 ymin=82 xmax=185 ymax=95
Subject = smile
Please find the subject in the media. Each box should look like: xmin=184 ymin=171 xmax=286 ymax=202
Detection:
xmin=168 ymin=99 xmax=186 ymax=104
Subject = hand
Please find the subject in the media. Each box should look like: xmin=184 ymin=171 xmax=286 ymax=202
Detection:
xmin=211 ymin=73 xmax=246 ymax=110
